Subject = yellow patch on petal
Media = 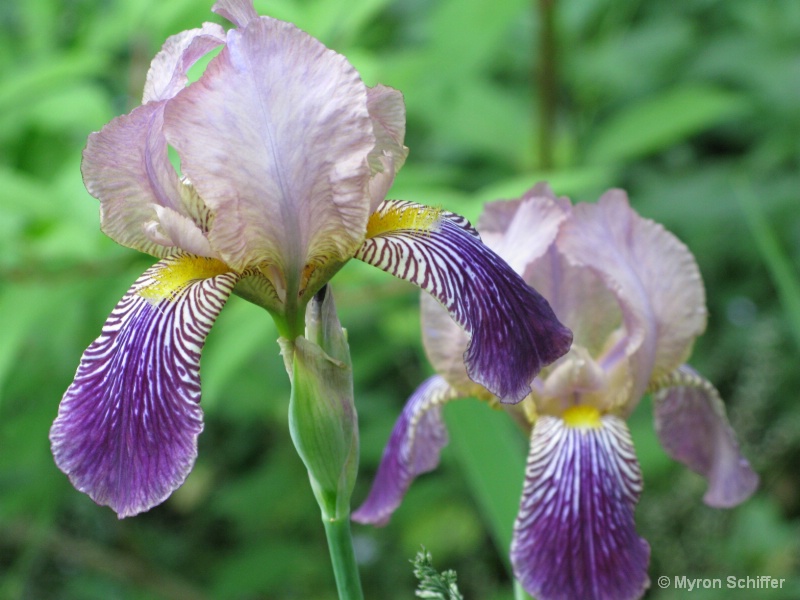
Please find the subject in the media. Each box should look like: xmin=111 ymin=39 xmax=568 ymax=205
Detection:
xmin=563 ymin=404 xmax=602 ymax=430
xmin=366 ymin=202 xmax=442 ymax=238
xmin=138 ymin=255 xmax=231 ymax=302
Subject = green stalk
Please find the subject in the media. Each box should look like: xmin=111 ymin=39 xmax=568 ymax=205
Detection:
xmin=323 ymin=515 xmax=364 ymax=600
xmin=514 ymin=579 xmax=533 ymax=600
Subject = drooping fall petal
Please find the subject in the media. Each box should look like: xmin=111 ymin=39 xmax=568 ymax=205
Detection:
xmin=357 ymin=200 xmax=573 ymax=403
xmin=50 ymin=256 xmax=238 ymax=518
xmin=512 ymin=409 xmax=650 ymax=600
xmin=420 ymin=189 xmax=572 ymax=396
xmin=352 ymin=375 xmax=458 ymax=526
xmin=164 ymin=16 xmax=376 ymax=274
xmin=652 ymin=365 xmax=758 ymax=507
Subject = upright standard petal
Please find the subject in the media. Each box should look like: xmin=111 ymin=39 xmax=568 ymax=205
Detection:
xmin=478 ymin=186 xmax=570 ymax=275
xmin=652 ymin=365 xmax=758 ymax=507
xmin=356 ymin=200 xmax=572 ymax=403
xmin=50 ymin=256 xmax=238 ymax=517
xmin=365 ymin=85 xmax=408 ymax=212
xmin=142 ymin=23 xmax=226 ymax=103
xmin=352 ymin=376 xmax=458 ymax=526
xmin=84 ymin=25 xmax=225 ymax=256
xmin=212 ymin=0 xmax=259 ymax=28
xmin=558 ymin=191 xmax=707 ymax=405
xmin=164 ymin=17 xmax=375 ymax=274
xmin=512 ymin=409 xmax=650 ymax=600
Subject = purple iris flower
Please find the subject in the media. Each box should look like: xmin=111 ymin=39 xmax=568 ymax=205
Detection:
xmin=50 ymin=1 xmax=572 ymax=519
xmin=353 ymin=184 xmax=758 ymax=600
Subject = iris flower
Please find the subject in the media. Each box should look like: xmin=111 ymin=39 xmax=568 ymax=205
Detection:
xmin=50 ymin=0 xmax=572 ymax=519
xmin=353 ymin=185 xmax=758 ymax=600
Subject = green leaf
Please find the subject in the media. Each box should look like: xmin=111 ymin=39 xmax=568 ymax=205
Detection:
xmin=0 ymin=54 xmax=108 ymax=116
xmin=586 ymin=86 xmax=750 ymax=164
xmin=736 ymin=182 xmax=800 ymax=351
xmin=445 ymin=400 xmax=528 ymax=570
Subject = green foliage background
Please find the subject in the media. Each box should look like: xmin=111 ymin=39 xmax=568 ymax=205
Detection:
xmin=1 ymin=0 xmax=799 ymax=598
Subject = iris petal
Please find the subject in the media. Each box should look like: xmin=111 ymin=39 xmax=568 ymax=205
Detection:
xmin=352 ymin=375 xmax=457 ymax=526
xmin=50 ymin=256 xmax=238 ymax=517
xmin=512 ymin=413 xmax=650 ymax=600
xmin=653 ymin=365 xmax=758 ymax=507
xmin=164 ymin=16 xmax=375 ymax=274
xmin=84 ymin=24 xmax=225 ymax=257
xmin=558 ymin=191 xmax=707 ymax=404
xmin=356 ymin=200 xmax=572 ymax=403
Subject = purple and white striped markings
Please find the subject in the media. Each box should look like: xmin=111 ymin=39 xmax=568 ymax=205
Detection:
xmin=356 ymin=200 xmax=572 ymax=404
xmin=511 ymin=411 xmax=650 ymax=600
xmin=50 ymin=256 xmax=238 ymax=517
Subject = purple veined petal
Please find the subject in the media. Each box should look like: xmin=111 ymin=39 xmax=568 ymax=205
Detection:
xmin=512 ymin=411 xmax=650 ymax=600
xmin=356 ymin=200 xmax=573 ymax=403
xmin=142 ymin=22 xmax=226 ymax=104
xmin=50 ymin=256 xmax=238 ymax=518
xmin=212 ymin=0 xmax=259 ymax=28
xmin=352 ymin=375 xmax=458 ymax=526
xmin=558 ymin=191 xmax=707 ymax=405
xmin=652 ymin=365 xmax=758 ymax=508
xmin=164 ymin=16 xmax=375 ymax=274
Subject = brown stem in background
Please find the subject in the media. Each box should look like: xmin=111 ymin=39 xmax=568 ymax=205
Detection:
xmin=537 ymin=0 xmax=557 ymax=171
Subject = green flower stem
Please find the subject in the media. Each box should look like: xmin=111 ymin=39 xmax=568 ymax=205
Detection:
xmin=514 ymin=579 xmax=533 ymax=600
xmin=322 ymin=513 xmax=364 ymax=600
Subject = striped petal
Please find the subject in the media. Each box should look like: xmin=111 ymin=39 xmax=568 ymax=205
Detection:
xmin=512 ymin=409 xmax=650 ymax=600
xmin=352 ymin=375 xmax=458 ymax=526
xmin=50 ymin=256 xmax=238 ymax=518
xmin=653 ymin=365 xmax=758 ymax=507
xmin=356 ymin=200 xmax=572 ymax=403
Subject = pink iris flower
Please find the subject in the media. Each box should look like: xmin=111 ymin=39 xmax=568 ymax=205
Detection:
xmin=353 ymin=184 xmax=758 ymax=600
xmin=50 ymin=1 xmax=572 ymax=518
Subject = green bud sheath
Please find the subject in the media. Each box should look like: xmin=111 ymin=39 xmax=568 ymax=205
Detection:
xmin=281 ymin=286 xmax=358 ymax=519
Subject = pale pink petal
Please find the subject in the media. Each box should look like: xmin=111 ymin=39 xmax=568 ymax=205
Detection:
xmin=164 ymin=17 xmax=375 ymax=273
xmin=421 ymin=294 xmax=473 ymax=395
xmin=212 ymin=0 xmax=259 ymax=28
xmin=151 ymin=205 xmax=214 ymax=257
xmin=479 ymin=190 xmax=570 ymax=275
xmin=525 ymin=246 xmax=622 ymax=359
xmin=86 ymin=22 xmax=225 ymax=256
xmin=653 ymin=365 xmax=758 ymax=508
xmin=142 ymin=23 xmax=226 ymax=104
xmin=366 ymin=85 xmax=408 ymax=211
xmin=558 ymin=191 xmax=707 ymax=402
xmin=84 ymin=104 xmax=182 ymax=255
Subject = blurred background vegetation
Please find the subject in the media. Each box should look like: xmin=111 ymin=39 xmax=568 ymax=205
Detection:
xmin=1 ymin=0 xmax=799 ymax=598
